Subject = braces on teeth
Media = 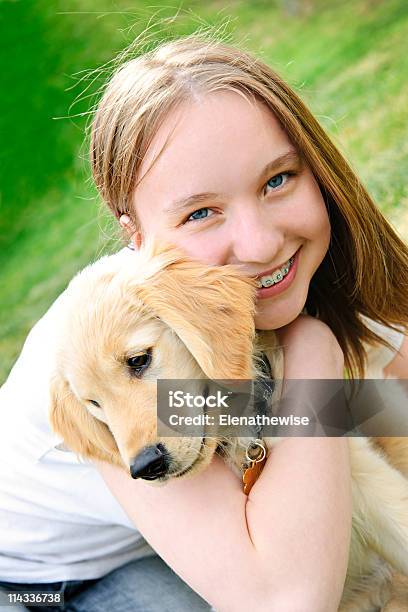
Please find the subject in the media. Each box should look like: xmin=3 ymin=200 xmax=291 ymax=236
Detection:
xmin=256 ymin=256 xmax=295 ymax=288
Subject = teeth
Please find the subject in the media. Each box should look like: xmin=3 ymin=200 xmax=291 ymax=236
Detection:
xmin=258 ymin=256 xmax=294 ymax=289
xmin=261 ymin=276 xmax=274 ymax=287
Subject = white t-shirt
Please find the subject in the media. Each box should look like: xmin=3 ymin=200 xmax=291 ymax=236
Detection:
xmin=0 ymin=250 xmax=405 ymax=583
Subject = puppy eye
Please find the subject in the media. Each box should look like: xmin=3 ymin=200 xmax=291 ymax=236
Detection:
xmin=88 ymin=399 xmax=101 ymax=408
xmin=127 ymin=349 xmax=152 ymax=376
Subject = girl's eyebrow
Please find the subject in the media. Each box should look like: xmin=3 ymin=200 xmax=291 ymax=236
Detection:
xmin=164 ymin=149 xmax=302 ymax=215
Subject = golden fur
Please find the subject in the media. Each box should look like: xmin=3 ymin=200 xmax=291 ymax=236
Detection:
xmin=49 ymin=243 xmax=408 ymax=611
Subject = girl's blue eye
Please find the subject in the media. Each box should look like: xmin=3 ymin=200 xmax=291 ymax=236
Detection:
xmin=265 ymin=172 xmax=289 ymax=192
xmin=187 ymin=208 xmax=211 ymax=222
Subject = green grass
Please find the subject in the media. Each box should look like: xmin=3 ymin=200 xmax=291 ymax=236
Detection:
xmin=1 ymin=0 xmax=407 ymax=382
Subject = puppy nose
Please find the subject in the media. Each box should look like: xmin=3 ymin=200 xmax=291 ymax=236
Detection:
xmin=130 ymin=444 xmax=168 ymax=480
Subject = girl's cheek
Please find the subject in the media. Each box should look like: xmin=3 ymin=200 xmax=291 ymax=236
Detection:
xmin=182 ymin=236 xmax=225 ymax=265
xmin=315 ymin=205 xmax=331 ymax=244
xmin=156 ymin=227 xmax=222 ymax=264
xmin=299 ymin=186 xmax=331 ymax=239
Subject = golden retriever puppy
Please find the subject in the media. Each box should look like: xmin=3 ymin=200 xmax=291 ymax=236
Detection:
xmin=49 ymin=243 xmax=408 ymax=611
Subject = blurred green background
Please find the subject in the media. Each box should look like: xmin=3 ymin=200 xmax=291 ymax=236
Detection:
xmin=1 ymin=0 xmax=407 ymax=383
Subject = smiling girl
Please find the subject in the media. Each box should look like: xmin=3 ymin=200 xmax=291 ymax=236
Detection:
xmin=91 ymin=34 xmax=408 ymax=610
xmin=1 ymin=33 xmax=407 ymax=612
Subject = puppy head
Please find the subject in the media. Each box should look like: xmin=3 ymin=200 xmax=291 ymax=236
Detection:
xmin=49 ymin=242 xmax=258 ymax=481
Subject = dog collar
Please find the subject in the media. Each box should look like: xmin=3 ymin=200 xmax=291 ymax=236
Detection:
xmin=242 ymin=438 xmax=268 ymax=495
xmin=241 ymin=352 xmax=273 ymax=494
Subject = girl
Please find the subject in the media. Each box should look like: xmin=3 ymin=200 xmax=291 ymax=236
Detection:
xmin=90 ymin=34 xmax=408 ymax=610
xmin=0 ymin=33 xmax=407 ymax=611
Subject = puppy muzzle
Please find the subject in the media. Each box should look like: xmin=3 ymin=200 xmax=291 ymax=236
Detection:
xmin=130 ymin=443 xmax=168 ymax=480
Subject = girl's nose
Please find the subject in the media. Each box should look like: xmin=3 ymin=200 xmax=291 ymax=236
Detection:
xmin=227 ymin=205 xmax=285 ymax=266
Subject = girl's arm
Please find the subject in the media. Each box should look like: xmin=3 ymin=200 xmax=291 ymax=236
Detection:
xmin=96 ymin=317 xmax=351 ymax=612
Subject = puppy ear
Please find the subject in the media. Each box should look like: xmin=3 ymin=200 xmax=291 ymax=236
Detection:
xmin=49 ymin=375 xmax=122 ymax=466
xmin=138 ymin=259 xmax=257 ymax=379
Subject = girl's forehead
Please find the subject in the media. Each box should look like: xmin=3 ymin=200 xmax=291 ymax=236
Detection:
xmin=135 ymin=90 xmax=292 ymax=189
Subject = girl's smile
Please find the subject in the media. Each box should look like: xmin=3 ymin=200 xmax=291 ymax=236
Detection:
xmin=131 ymin=90 xmax=331 ymax=330
xmin=255 ymin=246 xmax=300 ymax=299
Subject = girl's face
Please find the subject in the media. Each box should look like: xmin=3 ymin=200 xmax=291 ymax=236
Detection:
xmin=131 ymin=91 xmax=331 ymax=329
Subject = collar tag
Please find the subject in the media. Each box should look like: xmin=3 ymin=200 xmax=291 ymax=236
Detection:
xmin=242 ymin=440 xmax=268 ymax=495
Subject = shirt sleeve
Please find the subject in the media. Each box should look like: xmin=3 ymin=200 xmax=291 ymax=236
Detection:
xmin=0 ymin=291 xmax=68 ymax=456
xmin=360 ymin=315 xmax=406 ymax=378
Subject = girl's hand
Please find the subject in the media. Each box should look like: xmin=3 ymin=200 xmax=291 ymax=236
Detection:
xmin=270 ymin=314 xmax=345 ymax=439
xmin=275 ymin=313 xmax=345 ymax=379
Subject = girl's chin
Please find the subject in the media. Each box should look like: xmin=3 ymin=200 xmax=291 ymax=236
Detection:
xmin=255 ymin=316 xmax=293 ymax=331
xmin=255 ymin=297 xmax=307 ymax=330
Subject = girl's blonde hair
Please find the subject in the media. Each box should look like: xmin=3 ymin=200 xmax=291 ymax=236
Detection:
xmin=90 ymin=34 xmax=408 ymax=378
